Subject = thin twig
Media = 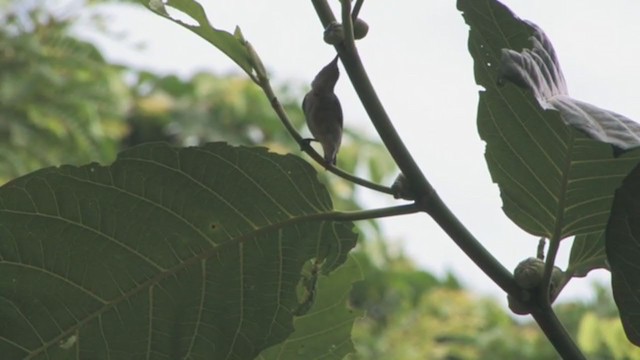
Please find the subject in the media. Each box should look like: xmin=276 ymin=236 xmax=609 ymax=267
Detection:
xmin=537 ymin=237 xmax=546 ymax=259
xmin=352 ymin=0 xmax=364 ymax=20
xmin=304 ymin=203 xmax=421 ymax=222
xmin=259 ymin=79 xmax=394 ymax=195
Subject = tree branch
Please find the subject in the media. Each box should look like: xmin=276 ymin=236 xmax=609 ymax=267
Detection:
xmin=310 ymin=0 xmax=519 ymax=296
xmin=530 ymin=306 xmax=586 ymax=360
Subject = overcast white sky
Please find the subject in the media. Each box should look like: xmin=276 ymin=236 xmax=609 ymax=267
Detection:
xmin=69 ymin=0 xmax=640 ymax=304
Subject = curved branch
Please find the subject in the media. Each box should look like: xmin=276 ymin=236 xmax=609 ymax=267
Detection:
xmin=310 ymin=0 xmax=518 ymax=295
xmin=258 ymin=74 xmax=394 ymax=195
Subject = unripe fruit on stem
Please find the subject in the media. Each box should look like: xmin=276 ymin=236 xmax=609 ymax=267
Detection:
xmin=323 ymin=22 xmax=344 ymax=45
xmin=323 ymin=19 xmax=368 ymax=45
xmin=391 ymin=173 xmax=416 ymax=200
xmin=507 ymin=294 xmax=531 ymax=315
xmin=513 ymin=257 xmax=545 ymax=289
xmin=353 ymin=18 xmax=369 ymax=40
xmin=549 ymin=266 xmax=565 ymax=303
xmin=508 ymin=257 xmax=566 ymax=315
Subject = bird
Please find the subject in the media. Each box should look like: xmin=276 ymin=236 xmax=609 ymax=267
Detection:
xmin=302 ymin=56 xmax=343 ymax=166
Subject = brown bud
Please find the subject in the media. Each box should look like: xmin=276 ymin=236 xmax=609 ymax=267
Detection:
xmin=513 ymin=257 xmax=565 ymax=304
xmin=507 ymin=294 xmax=531 ymax=315
xmin=323 ymin=22 xmax=344 ymax=45
xmin=353 ymin=18 xmax=369 ymax=40
xmin=513 ymin=257 xmax=545 ymax=289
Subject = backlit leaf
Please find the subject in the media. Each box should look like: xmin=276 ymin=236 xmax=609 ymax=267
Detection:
xmin=140 ymin=0 xmax=255 ymax=77
xmin=0 ymin=142 xmax=358 ymax=359
xmin=458 ymin=0 xmax=640 ymax=240
xmin=568 ymin=231 xmax=608 ymax=278
xmin=606 ymin=163 xmax=640 ymax=347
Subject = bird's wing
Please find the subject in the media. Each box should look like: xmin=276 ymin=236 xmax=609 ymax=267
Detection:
xmin=302 ymin=92 xmax=311 ymax=117
xmin=334 ymin=95 xmax=343 ymax=128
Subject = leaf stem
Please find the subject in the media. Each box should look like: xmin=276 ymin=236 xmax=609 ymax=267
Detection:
xmin=352 ymin=0 xmax=365 ymax=20
xmin=311 ymin=203 xmax=421 ymax=222
xmin=311 ymin=0 xmax=519 ymax=295
xmin=530 ymin=306 xmax=586 ymax=360
xmin=541 ymin=235 xmax=560 ymax=304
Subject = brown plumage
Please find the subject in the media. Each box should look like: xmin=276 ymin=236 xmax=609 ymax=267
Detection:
xmin=302 ymin=56 xmax=343 ymax=165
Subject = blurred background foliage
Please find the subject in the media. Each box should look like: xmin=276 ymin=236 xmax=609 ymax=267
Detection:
xmin=0 ymin=4 xmax=128 ymax=180
xmin=1 ymin=0 xmax=638 ymax=358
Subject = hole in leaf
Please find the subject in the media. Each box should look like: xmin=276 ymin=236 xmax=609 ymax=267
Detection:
xmin=166 ymin=5 xmax=198 ymax=26
xmin=59 ymin=335 xmax=78 ymax=350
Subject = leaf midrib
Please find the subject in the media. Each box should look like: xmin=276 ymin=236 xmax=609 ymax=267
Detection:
xmin=24 ymin=211 xmax=335 ymax=358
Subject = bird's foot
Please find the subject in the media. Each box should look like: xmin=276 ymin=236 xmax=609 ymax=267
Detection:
xmin=300 ymin=138 xmax=317 ymax=151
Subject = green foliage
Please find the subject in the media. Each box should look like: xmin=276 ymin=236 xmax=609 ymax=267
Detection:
xmin=0 ymin=6 xmax=128 ymax=183
xmin=258 ymin=256 xmax=363 ymax=359
xmin=0 ymin=3 xmax=389 ymax=358
xmin=352 ymin=276 xmax=640 ymax=359
xmin=577 ymin=314 xmax=640 ymax=359
xmin=458 ymin=0 xmax=640 ymax=243
xmin=4 ymin=0 xmax=640 ymax=358
xmin=606 ymin=163 xmax=640 ymax=347
xmin=125 ymin=71 xmax=304 ymax=149
xmin=349 ymin=251 xmax=456 ymax=325
xmin=568 ymin=231 xmax=607 ymax=278
xmin=554 ymin=285 xmax=640 ymax=359
xmin=352 ymin=286 xmax=557 ymax=360
xmin=139 ymin=0 xmax=256 ymax=80
xmin=459 ymin=0 xmax=640 ymax=347
xmin=0 ymin=142 xmax=358 ymax=359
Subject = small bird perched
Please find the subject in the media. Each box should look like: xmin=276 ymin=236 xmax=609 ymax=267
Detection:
xmin=302 ymin=56 xmax=343 ymax=166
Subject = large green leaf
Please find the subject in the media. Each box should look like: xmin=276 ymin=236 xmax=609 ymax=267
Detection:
xmin=567 ymin=231 xmax=608 ymax=278
xmin=497 ymin=30 xmax=640 ymax=150
xmin=139 ymin=0 xmax=255 ymax=77
xmin=0 ymin=142 xmax=358 ymax=359
xmin=0 ymin=13 xmax=128 ymax=183
xmin=606 ymin=163 xmax=640 ymax=347
xmin=257 ymin=255 xmax=363 ymax=359
xmin=458 ymin=0 xmax=640 ymax=240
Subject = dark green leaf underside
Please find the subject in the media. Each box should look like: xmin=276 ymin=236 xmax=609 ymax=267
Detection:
xmin=0 ymin=142 xmax=357 ymax=359
xmin=458 ymin=0 xmax=640 ymax=240
xmin=568 ymin=231 xmax=607 ymax=278
xmin=606 ymin=163 xmax=640 ymax=347
xmin=257 ymin=255 xmax=363 ymax=359
xmin=140 ymin=0 xmax=254 ymax=76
